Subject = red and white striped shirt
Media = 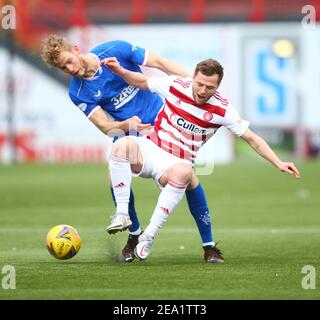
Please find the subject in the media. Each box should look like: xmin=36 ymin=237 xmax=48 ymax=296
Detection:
xmin=147 ymin=76 xmax=249 ymax=163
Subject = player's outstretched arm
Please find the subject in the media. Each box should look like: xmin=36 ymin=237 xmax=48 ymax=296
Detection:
xmin=145 ymin=52 xmax=191 ymax=77
xmin=241 ymin=128 xmax=301 ymax=179
xmin=89 ymin=108 xmax=151 ymax=136
xmin=102 ymin=57 xmax=149 ymax=90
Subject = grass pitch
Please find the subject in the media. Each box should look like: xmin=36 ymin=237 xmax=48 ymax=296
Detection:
xmin=0 ymin=161 xmax=319 ymax=300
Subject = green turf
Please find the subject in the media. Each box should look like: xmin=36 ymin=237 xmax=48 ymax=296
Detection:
xmin=0 ymin=161 xmax=319 ymax=300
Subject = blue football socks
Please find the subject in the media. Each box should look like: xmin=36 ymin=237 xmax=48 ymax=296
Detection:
xmin=185 ymin=183 xmax=214 ymax=246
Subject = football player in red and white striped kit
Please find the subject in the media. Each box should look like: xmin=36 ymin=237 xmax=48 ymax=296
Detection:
xmin=105 ymin=57 xmax=301 ymax=261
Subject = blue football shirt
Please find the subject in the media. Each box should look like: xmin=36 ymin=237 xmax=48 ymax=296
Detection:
xmin=69 ymin=40 xmax=164 ymax=125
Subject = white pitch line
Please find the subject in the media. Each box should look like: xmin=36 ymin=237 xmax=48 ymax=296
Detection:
xmin=164 ymin=227 xmax=320 ymax=234
xmin=0 ymin=227 xmax=320 ymax=234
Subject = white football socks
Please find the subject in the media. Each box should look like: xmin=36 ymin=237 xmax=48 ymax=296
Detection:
xmin=144 ymin=180 xmax=187 ymax=238
xmin=109 ymin=154 xmax=132 ymax=215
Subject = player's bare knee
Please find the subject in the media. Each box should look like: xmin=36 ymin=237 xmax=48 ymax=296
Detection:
xmin=171 ymin=163 xmax=193 ymax=185
xmin=111 ymin=137 xmax=131 ymax=159
xmin=112 ymin=137 xmax=142 ymax=168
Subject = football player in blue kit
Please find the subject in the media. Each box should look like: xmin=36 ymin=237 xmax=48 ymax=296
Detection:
xmin=41 ymin=34 xmax=224 ymax=263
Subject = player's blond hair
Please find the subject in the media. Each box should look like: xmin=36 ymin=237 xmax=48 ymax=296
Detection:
xmin=41 ymin=34 xmax=73 ymax=67
xmin=194 ymin=59 xmax=224 ymax=85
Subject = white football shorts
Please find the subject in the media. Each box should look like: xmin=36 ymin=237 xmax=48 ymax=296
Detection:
xmin=132 ymin=136 xmax=192 ymax=189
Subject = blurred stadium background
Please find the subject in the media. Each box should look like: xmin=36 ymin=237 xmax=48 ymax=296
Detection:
xmin=0 ymin=0 xmax=320 ymax=300
xmin=1 ymin=0 xmax=320 ymax=164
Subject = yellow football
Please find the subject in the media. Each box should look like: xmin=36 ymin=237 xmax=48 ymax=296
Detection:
xmin=46 ymin=225 xmax=81 ymax=260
